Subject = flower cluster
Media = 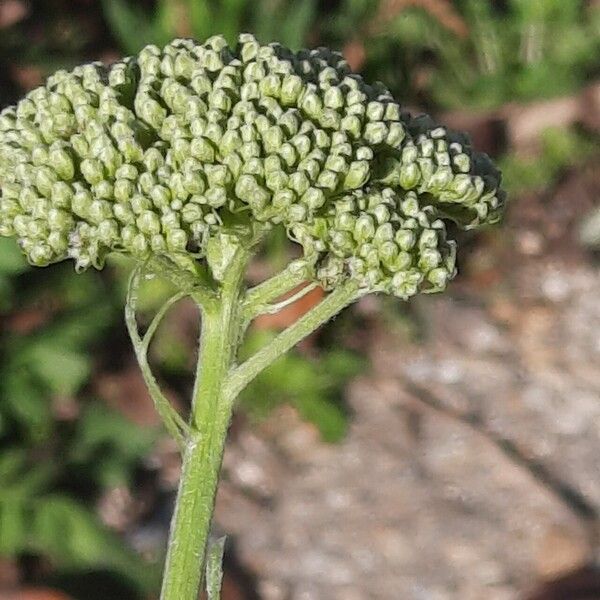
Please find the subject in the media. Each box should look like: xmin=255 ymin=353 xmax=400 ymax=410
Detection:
xmin=0 ymin=34 xmax=504 ymax=297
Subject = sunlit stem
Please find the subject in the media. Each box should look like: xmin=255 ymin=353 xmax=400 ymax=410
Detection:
xmin=226 ymin=282 xmax=362 ymax=402
xmin=159 ymin=243 xmax=249 ymax=600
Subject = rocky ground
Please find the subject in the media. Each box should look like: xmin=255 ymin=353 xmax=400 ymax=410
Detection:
xmin=212 ymin=165 xmax=600 ymax=599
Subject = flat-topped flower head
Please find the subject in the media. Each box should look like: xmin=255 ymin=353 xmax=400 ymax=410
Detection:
xmin=0 ymin=34 xmax=505 ymax=298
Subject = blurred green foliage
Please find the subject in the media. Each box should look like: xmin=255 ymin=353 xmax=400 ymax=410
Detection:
xmin=0 ymin=238 xmax=158 ymax=596
xmin=102 ymin=0 xmax=316 ymax=54
xmin=239 ymin=330 xmax=365 ymax=442
xmin=331 ymin=0 xmax=600 ymax=108
xmin=499 ymin=128 xmax=597 ymax=194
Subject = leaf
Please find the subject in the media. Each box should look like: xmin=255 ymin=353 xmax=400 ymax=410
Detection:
xmin=33 ymin=495 xmax=157 ymax=592
xmin=205 ymin=536 xmax=226 ymax=600
xmin=0 ymin=448 xmax=28 ymax=484
xmin=0 ymin=496 xmax=27 ymax=555
xmin=0 ymin=442 xmax=55 ymax=499
xmin=188 ymin=0 xmax=213 ymax=41
xmin=294 ymin=393 xmax=348 ymax=443
xmin=154 ymin=0 xmax=183 ymax=46
xmin=27 ymin=343 xmax=90 ymax=396
xmin=2 ymin=369 xmax=52 ymax=440
xmin=218 ymin=0 xmax=247 ymax=46
xmin=42 ymin=305 xmax=113 ymax=349
xmin=239 ymin=330 xmax=364 ymax=442
xmin=69 ymin=404 xmax=156 ymax=487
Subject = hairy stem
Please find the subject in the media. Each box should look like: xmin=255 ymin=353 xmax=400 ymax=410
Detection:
xmin=226 ymin=282 xmax=362 ymax=401
xmin=150 ymin=247 xmax=361 ymax=599
xmin=159 ymin=246 xmax=248 ymax=600
xmin=146 ymin=255 xmax=217 ymax=306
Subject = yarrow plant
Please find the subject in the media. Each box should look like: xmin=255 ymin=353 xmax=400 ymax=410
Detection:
xmin=0 ymin=34 xmax=505 ymax=599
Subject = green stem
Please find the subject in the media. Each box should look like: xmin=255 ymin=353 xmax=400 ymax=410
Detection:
xmin=126 ymin=267 xmax=189 ymax=448
xmin=154 ymin=241 xmax=361 ymax=599
xmin=242 ymin=259 xmax=310 ymax=320
xmin=226 ymin=283 xmax=362 ymax=401
xmin=159 ymin=246 xmax=248 ymax=600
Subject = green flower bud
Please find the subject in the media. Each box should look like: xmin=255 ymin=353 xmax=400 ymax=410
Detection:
xmin=364 ymin=122 xmax=387 ymax=145
xmin=287 ymin=203 xmax=308 ymax=223
xmin=427 ymin=267 xmax=450 ymax=289
xmin=71 ymin=188 xmax=92 ymax=218
xmin=51 ymin=181 xmax=74 ymax=208
xmin=395 ymin=229 xmax=416 ymax=251
xmin=131 ymin=232 xmax=149 ymax=256
xmin=354 ymin=214 xmax=375 ymax=243
xmin=398 ymin=163 xmax=421 ymax=189
xmin=340 ymin=115 xmax=362 ymax=139
xmin=281 ymin=75 xmax=303 ymax=105
xmin=80 ymin=159 xmax=104 ymax=185
xmin=301 ymin=187 xmax=326 ymax=210
xmin=166 ymin=228 xmax=188 ymax=252
xmin=317 ymin=170 xmax=339 ymax=191
xmin=343 ymin=161 xmax=370 ymax=191
xmin=205 ymin=186 xmax=228 ymax=208
xmin=265 ymin=170 xmax=288 ymax=192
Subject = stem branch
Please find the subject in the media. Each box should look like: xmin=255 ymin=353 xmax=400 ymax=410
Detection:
xmin=242 ymin=260 xmax=310 ymax=320
xmin=227 ymin=283 xmax=362 ymax=401
xmin=126 ymin=267 xmax=189 ymax=448
xmin=159 ymin=244 xmax=249 ymax=600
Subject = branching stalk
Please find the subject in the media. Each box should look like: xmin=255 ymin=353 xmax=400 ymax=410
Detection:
xmin=125 ymin=267 xmax=190 ymax=449
xmin=142 ymin=290 xmax=189 ymax=353
xmin=159 ymin=243 xmax=250 ymax=600
xmin=227 ymin=283 xmax=363 ymax=401
xmin=242 ymin=260 xmax=311 ymax=320
xmin=158 ymin=245 xmax=362 ymax=600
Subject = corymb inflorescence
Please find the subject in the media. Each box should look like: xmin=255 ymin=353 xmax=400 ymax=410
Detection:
xmin=0 ymin=33 xmax=504 ymax=298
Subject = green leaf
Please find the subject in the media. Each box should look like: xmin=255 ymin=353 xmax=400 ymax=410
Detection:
xmin=27 ymin=343 xmax=90 ymax=396
xmin=294 ymin=394 xmax=349 ymax=443
xmin=239 ymin=330 xmax=364 ymax=442
xmin=280 ymin=0 xmax=316 ymax=50
xmin=188 ymin=0 xmax=213 ymax=41
xmin=2 ymin=370 xmax=52 ymax=440
xmin=0 ymin=448 xmax=27 ymax=485
xmin=33 ymin=495 xmax=158 ymax=592
xmin=154 ymin=0 xmax=182 ymax=45
xmin=30 ymin=301 xmax=114 ymax=351
xmin=0 ymin=496 xmax=27 ymax=555
xmin=70 ymin=404 xmax=156 ymax=487
xmin=219 ymin=0 xmax=247 ymax=45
